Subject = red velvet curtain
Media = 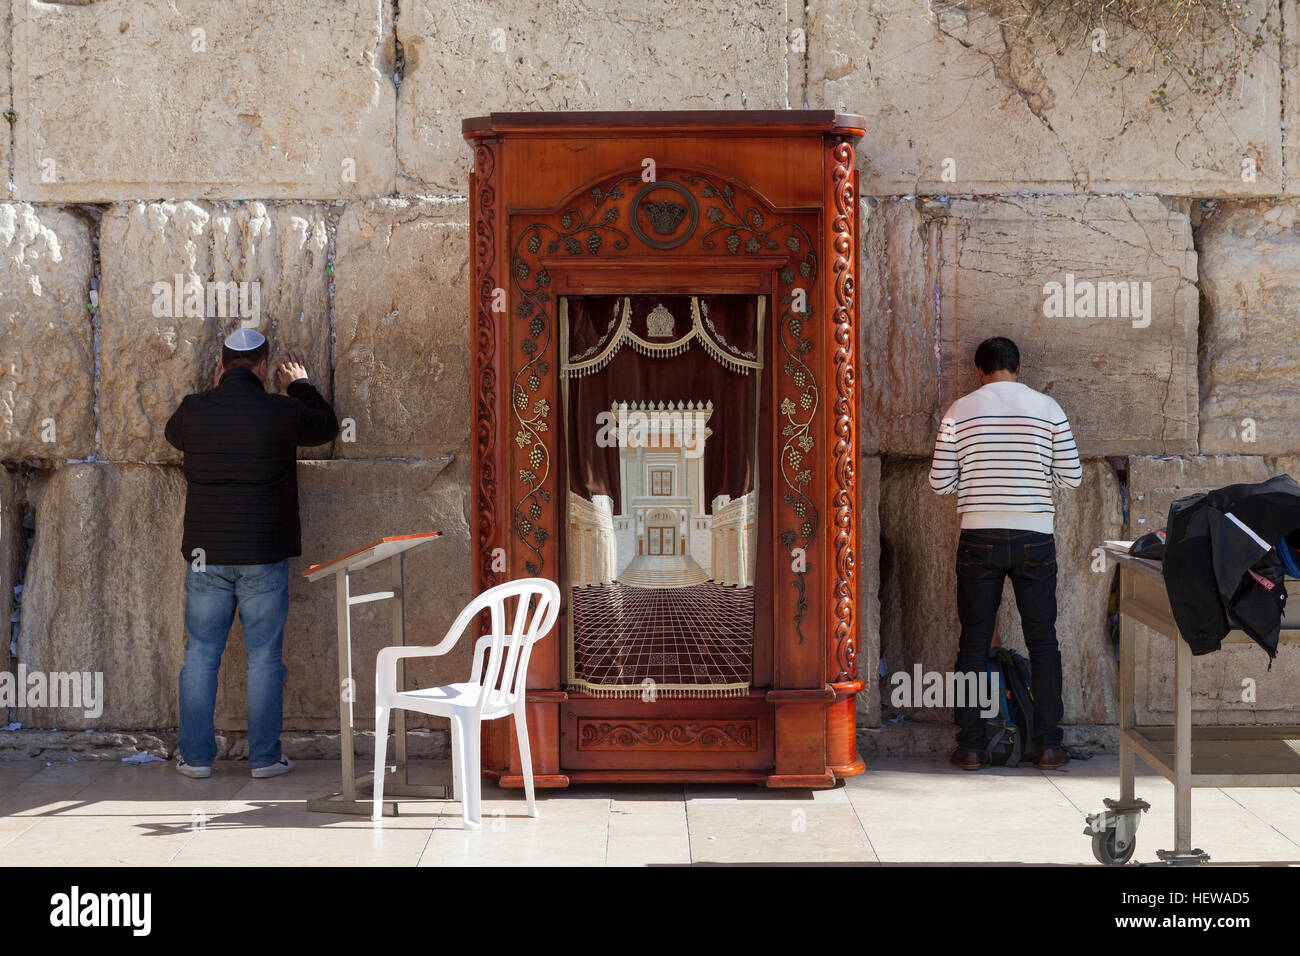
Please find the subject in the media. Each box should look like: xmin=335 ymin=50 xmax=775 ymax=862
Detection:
xmin=565 ymin=294 xmax=762 ymax=513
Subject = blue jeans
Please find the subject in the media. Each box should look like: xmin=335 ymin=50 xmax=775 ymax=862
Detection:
xmin=179 ymin=560 xmax=290 ymax=769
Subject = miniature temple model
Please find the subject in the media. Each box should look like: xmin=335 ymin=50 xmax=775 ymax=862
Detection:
xmin=567 ymin=400 xmax=757 ymax=589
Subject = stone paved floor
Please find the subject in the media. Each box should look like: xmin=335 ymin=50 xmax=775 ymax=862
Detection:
xmin=1 ymin=756 xmax=1299 ymax=865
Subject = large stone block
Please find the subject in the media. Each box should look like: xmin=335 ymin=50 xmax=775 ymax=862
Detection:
xmin=0 ymin=468 xmax=23 ymax=725
xmin=13 ymin=458 xmax=471 ymax=733
xmin=935 ymin=196 xmax=1199 ymax=456
xmin=856 ymin=456 xmax=882 ymax=728
xmin=211 ymin=202 xmax=332 ymax=430
xmin=1197 ymin=202 xmax=1300 ymax=455
xmin=0 ymin=8 xmax=9 ymax=176
xmin=15 ymin=463 xmax=187 ymax=730
xmin=12 ymin=0 xmax=396 ymax=200
xmin=1138 ymin=639 xmax=1300 ymax=726
xmin=993 ymin=463 xmax=1124 ymax=724
xmin=0 ymin=204 xmax=96 ymax=460
xmin=99 ymin=202 xmax=332 ymax=462
xmin=859 ymin=198 xmax=942 ymax=456
xmin=214 ymin=458 xmax=472 ymax=731
xmin=1125 ymin=454 xmax=1300 ymax=724
xmin=332 ymin=199 xmax=471 ymax=459
xmin=808 ymin=0 xmax=1282 ymax=196
xmin=99 ymin=201 xmax=211 ymax=463
xmin=395 ymin=0 xmax=792 ymax=193
xmin=878 ymin=459 xmax=959 ymax=725
xmin=862 ymin=196 xmax=1198 ymax=456
xmin=879 ymin=458 xmax=1122 ymax=727
xmin=1126 ymin=454 xmax=1271 ymax=533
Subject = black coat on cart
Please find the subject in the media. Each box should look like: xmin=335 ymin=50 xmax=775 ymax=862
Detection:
xmin=1162 ymin=473 xmax=1300 ymax=659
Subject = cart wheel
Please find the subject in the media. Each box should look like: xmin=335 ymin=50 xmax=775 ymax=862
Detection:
xmin=1092 ymin=827 xmax=1136 ymax=866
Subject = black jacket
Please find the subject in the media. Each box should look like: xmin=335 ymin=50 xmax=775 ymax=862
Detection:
xmin=164 ymin=368 xmax=339 ymax=564
xmin=1162 ymin=474 xmax=1300 ymax=658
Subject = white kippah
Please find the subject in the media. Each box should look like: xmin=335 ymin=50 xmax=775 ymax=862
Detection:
xmin=224 ymin=327 xmax=266 ymax=352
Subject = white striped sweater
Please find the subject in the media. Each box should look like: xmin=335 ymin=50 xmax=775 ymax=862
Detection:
xmin=929 ymin=381 xmax=1082 ymax=533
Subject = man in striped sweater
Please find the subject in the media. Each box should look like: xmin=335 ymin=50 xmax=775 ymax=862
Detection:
xmin=929 ymin=336 xmax=1082 ymax=771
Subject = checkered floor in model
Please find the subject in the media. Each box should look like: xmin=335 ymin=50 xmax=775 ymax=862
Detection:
xmin=571 ymin=581 xmax=754 ymax=688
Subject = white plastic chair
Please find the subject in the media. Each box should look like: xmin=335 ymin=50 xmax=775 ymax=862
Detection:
xmin=371 ymin=577 xmax=561 ymax=829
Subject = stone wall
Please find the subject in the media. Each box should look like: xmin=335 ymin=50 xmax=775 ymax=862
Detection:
xmin=2 ymin=0 xmax=1299 ymax=756
xmin=862 ymin=195 xmax=1199 ymax=457
xmin=809 ymin=0 xmax=1285 ymax=196
xmin=0 ymin=467 xmax=23 ymax=726
xmin=878 ymin=459 xmax=1123 ymax=727
xmin=1126 ymin=455 xmax=1300 ymax=726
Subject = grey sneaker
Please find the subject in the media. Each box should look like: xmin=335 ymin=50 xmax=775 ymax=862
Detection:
xmin=175 ymin=755 xmax=211 ymax=779
xmin=251 ymin=756 xmax=294 ymax=779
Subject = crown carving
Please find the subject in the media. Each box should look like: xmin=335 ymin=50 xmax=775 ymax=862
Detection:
xmin=642 ymin=201 xmax=688 ymax=235
xmin=646 ymin=303 xmax=675 ymax=338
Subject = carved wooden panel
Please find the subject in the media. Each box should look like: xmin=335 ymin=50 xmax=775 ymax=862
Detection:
xmin=560 ymin=695 xmax=775 ymax=770
xmin=577 ymin=719 xmax=758 ymax=752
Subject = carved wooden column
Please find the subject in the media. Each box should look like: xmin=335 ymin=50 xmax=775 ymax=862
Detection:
xmin=470 ymin=137 xmax=504 ymax=597
xmin=825 ymin=135 xmax=865 ymax=778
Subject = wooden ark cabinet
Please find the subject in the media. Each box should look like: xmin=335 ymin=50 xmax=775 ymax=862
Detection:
xmin=464 ymin=111 xmax=865 ymax=788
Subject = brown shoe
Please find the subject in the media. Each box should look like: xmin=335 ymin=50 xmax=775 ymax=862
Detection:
xmin=949 ymin=746 xmax=982 ymax=771
xmin=1036 ymin=747 xmax=1070 ymax=770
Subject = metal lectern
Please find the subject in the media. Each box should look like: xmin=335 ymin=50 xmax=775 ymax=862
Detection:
xmin=304 ymin=532 xmax=448 ymax=815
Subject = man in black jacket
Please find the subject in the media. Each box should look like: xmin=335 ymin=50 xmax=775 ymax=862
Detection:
xmin=165 ymin=328 xmax=339 ymax=779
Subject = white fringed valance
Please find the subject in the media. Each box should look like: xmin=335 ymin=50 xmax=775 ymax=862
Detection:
xmin=562 ymin=296 xmax=764 ymax=377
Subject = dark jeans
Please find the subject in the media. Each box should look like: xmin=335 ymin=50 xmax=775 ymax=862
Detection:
xmin=953 ymin=528 xmax=1064 ymax=753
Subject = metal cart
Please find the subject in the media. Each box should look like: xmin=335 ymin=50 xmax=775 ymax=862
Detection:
xmin=1087 ymin=544 xmax=1300 ymax=864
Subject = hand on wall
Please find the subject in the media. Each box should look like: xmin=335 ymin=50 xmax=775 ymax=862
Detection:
xmin=276 ymin=350 xmax=309 ymax=390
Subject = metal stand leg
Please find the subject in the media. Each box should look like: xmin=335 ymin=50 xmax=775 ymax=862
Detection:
xmin=1157 ymin=634 xmax=1209 ymax=864
xmin=1119 ymin=606 xmax=1136 ymax=804
xmin=394 ymin=552 xmax=407 ymax=779
xmin=309 ymin=569 xmax=398 ymax=816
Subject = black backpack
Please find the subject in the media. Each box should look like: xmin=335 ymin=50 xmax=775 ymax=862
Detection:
xmin=982 ymin=647 xmax=1036 ymax=766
